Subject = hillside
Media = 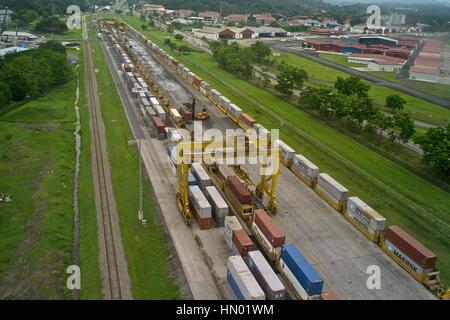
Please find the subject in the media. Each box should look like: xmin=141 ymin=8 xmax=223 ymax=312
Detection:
xmin=146 ymin=0 xmax=331 ymax=16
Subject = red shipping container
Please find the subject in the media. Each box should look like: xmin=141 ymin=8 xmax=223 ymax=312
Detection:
xmin=232 ymin=229 xmax=255 ymax=256
xmin=386 ymin=226 xmax=437 ymax=270
xmin=240 ymin=113 xmax=256 ymax=127
xmin=254 ymin=209 xmax=285 ymax=248
xmin=227 ymin=176 xmax=251 ymax=204
xmin=152 ymin=116 xmax=165 ymax=135
xmin=189 ymin=199 xmax=212 ymax=230
xmin=193 ymin=76 xmax=203 ymax=87
xmin=179 ymin=105 xmax=193 ymax=123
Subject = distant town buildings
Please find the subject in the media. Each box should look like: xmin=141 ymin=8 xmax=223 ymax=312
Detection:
xmin=255 ymin=13 xmax=276 ymax=26
xmin=199 ymin=11 xmax=220 ymax=25
xmin=144 ymin=4 xmax=165 ymax=15
xmin=174 ymin=9 xmax=194 ymax=18
xmin=224 ymin=14 xmax=247 ymax=24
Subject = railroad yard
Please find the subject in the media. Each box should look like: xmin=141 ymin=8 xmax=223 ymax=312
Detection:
xmin=87 ymin=17 xmax=447 ymax=300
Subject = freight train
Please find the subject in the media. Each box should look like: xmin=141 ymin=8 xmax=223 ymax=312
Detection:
xmin=103 ymin=20 xmax=448 ymax=299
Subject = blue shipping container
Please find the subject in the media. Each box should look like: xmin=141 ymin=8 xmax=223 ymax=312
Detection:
xmin=281 ymin=244 xmax=323 ymax=296
xmin=227 ymin=271 xmax=245 ymax=300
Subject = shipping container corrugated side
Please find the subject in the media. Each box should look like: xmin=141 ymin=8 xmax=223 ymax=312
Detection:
xmin=227 ymin=176 xmax=252 ymax=204
xmin=232 ymin=229 xmax=256 ymax=256
xmin=385 ymin=226 xmax=436 ymax=269
xmin=317 ymin=173 xmax=348 ymax=201
xmin=254 ymin=209 xmax=285 ymax=248
xmin=227 ymin=255 xmax=265 ymax=300
xmin=246 ymin=250 xmax=286 ymax=300
xmin=281 ymin=244 xmax=323 ymax=296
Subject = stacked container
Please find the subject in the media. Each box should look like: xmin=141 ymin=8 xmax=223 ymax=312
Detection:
xmin=279 ymin=244 xmax=323 ymax=300
xmin=179 ymin=104 xmax=193 ymax=123
xmin=245 ymin=250 xmax=286 ymax=300
xmin=239 ymin=113 xmax=256 ymax=130
xmin=292 ymin=154 xmax=319 ymax=187
xmin=224 ymin=216 xmax=242 ymax=249
xmin=228 ymin=103 xmax=242 ymax=123
xmin=346 ymin=196 xmax=386 ymax=242
xmin=273 ymin=140 xmax=295 ymax=168
xmin=383 ymin=226 xmax=437 ymax=276
xmin=218 ymin=96 xmax=231 ymax=113
xmin=227 ymin=255 xmax=265 ymax=300
xmin=188 ymin=185 xmax=213 ymax=230
xmin=232 ymin=229 xmax=256 ymax=256
xmin=205 ymin=186 xmax=229 ymax=227
xmin=315 ymin=173 xmax=349 ymax=211
xmin=227 ymin=176 xmax=252 ymax=205
xmin=191 ymin=163 xmax=212 ymax=191
xmin=210 ymin=89 xmax=220 ymax=106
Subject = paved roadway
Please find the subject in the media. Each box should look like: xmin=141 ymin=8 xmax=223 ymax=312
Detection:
xmin=271 ymin=43 xmax=450 ymax=109
xmin=103 ymin=30 xmax=436 ymax=300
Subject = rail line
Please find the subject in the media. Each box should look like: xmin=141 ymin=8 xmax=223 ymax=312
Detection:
xmin=84 ymin=19 xmax=129 ymax=300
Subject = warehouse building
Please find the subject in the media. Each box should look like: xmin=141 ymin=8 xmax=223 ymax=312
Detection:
xmin=1 ymin=31 xmax=38 ymax=42
xmin=358 ymin=36 xmax=398 ymax=47
xmin=348 ymin=54 xmax=406 ymax=72
xmin=409 ymin=66 xmax=442 ymax=83
xmin=250 ymin=27 xmax=289 ymax=38
xmin=0 ymin=46 xmax=29 ymax=58
xmin=193 ymin=27 xmax=255 ymax=40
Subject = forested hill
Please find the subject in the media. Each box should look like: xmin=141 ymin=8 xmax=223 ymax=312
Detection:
xmin=147 ymin=0 xmax=331 ymax=16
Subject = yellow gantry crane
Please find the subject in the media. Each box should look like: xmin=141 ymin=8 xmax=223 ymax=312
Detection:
xmin=176 ymin=133 xmax=280 ymax=224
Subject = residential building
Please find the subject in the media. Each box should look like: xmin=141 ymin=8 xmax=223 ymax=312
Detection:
xmin=255 ymin=13 xmax=276 ymax=26
xmin=199 ymin=11 xmax=220 ymax=25
xmin=144 ymin=4 xmax=165 ymax=15
xmin=225 ymin=14 xmax=247 ymax=24
xmin=175 ymin=9 xmax=194 ymax=18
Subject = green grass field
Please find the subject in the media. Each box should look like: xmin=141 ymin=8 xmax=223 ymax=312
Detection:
xmin=88 ymin=20 xmax=180 ymax=299
xmin=319 ymin=53 xmax=362 ymax=68
xmin=0 ymin=76 xmax=78 ymax=299
xmin=272 ymin=52 xmax=450 ymax=127
xmin=122 ymin=15 xmax=450 ymax=286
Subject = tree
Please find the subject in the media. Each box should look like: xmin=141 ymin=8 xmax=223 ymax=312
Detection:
xmin=393 ymin=112 xmax=415 ymax=143
xmin=174 ymin=34 xmax=184 ymax=40
xmin=385 ymin=94 xmax=406 ymax=113
xmin=39 ymin=40 xmax=66 ymax=54
xmin=141 ymin=24 xmax=148 ymax=30
xmin=35 ymin=16 xmax=68 ymax=34
xmin=178 ymin=45 xmax=191 ymax=55
xmin=414 ymin=125 xmax=450 ymax=174
xmin=0 ymin=82 xmax=12 ymax=108
xmin=373 ymin=112 xmax=393 ymax=139
xmin=275 ymin=72 xmax=294 ymax=96
xmin=250 ymin=41 xmax=271 ymax=64
xmin=347 ymin=97 xmax=378 ymax=131
xmin=164 ymin=38 xmax=172 ymax=46
xmin=335 ymin=76 xmax=370 ymax=98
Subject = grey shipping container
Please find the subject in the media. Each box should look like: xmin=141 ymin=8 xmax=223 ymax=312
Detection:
xmin=292 ymin=154 xmax=319 ymax=179
xmin=205 ymin=185 xmax=229 ymax=227
xmin=245 ymin=250 xmax=286 ymax=300
xmin=191 ymin=163 xmax=212 ymax=191
xmin=317 ymin=173 xmax=349 ymax=202
xmin=188 ymin=186 xmax=212 ymax=219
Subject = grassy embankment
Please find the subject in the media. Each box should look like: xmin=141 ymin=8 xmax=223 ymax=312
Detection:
xmin=87 ymin=18 xmax=180 ymax=299
xmin=319 ymin=52 xmax=450 ymax=102
xmin=123 ymin=15 xmax=450 ymax=285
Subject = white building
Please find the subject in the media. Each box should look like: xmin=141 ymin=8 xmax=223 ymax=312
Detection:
xmin=0 ymin=9 xmax=13 ymax=24
xmin=389 ymin=13 xmax=406 ymax=26
xmin=1 ymin=31 xmax=38 ymax=42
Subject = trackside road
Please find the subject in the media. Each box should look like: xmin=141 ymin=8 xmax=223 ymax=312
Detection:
xmin=83 ymin=17 xmax=132 ymax=300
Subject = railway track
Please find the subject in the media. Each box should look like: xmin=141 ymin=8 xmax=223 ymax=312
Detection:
xmin=83 ymin=18 xmax=131 ymax=300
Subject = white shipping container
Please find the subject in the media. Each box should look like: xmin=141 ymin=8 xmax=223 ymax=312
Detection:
xmin=219 ymin=96 xmax=231 ymax=110
xmin=154 ymin=104 xmax=166 ymax=122
xmin=205 ymin=186 xmax=228 ymax=217
xmin=347 ymin=197 xmax=385 ymax=232
xmin=317 ymin=173 xmax=349 ymax=202
xmin=273 ymin=140 xmax=295 ymax=163
xmin=188 ymin=186 xmax=212 ymax=219
xmin=227 ymin=256 xmax=265 ymax=300
xmin=225 ymin=216 xmax=242 ymax=240
xmin=292 ymin=154 xmax=319 ymax=178
xmin=228 ymin=103 xmax=242 ymax=119
xmin=149 ymin=97 xmax=159 ymax=107
xmin=191 ymin=163 xmax=212 ymax=190
xmin=246 ymin=250 xmax=286 ymax=300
